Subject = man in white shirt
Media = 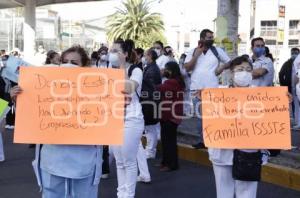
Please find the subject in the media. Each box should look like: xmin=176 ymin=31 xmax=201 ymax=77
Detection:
xmin=251 ymin=37 xmax=274 ymax=87
xmin=184 ymin=29 xmax=231 ymax=149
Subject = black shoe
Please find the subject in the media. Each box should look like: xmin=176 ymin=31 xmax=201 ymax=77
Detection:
xmin=192 ymin=142 xmax=206 ymax=149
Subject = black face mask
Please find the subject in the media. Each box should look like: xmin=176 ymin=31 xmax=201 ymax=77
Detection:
xmin=204 ymin=39 xmax=214 ymax=48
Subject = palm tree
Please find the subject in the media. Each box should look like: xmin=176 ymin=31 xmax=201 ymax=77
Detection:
xmin=106 ymin=0 xmax=164 ymax=47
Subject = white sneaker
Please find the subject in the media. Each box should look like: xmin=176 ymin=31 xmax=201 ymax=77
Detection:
xmin=101 ymin=173 xmax=109 ymax=179
xmin=137 ymin=176 xmax=151 ymax=183
xmin=292 ymin=125 xmax=300 ymax=130
xmin=5 ymin=125 xmax=14 ymax=130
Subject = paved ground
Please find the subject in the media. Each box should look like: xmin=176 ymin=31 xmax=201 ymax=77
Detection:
xmin=1 ymin=130 xmax=300 ymax=198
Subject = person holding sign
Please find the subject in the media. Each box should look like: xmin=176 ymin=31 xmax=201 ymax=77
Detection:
xmin=208 ymin=55 xmax=270 ymax=198
xmin=110 ymin=39 xmax=145 ymax=198
xmin=10 ymin=46 xmax=104 ymax=198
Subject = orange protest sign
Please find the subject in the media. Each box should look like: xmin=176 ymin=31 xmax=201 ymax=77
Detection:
xmin=14 ymin=67 xmax=125 ymax=145
xmin=201 ymin=87 xmax=291 ymax=149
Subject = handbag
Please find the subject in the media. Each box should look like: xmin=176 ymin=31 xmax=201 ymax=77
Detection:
xmin=232 ymin=149 xmax=262 ymax=181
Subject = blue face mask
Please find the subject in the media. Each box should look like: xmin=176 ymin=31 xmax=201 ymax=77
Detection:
xmin=253 ymin=47 xmax=265 ymax=58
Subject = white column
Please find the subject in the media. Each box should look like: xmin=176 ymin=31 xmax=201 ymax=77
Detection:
xmin=24 ymin=0 xmax=36 ymax=62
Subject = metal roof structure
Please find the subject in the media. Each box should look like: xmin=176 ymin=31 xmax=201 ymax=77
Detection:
xmin=0 ymin=0 xmax=104 ymax=9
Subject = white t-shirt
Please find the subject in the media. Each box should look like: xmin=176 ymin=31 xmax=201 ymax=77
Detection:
xmin=125 ymin=67 xmax=144 ymax=126
xmin=156 ymin=55 xmax=170 ymax=70
xmin=251 ymin=56 xmax=274 ymax=87
xmin=184 ymin=47 xmax=230 ymax=90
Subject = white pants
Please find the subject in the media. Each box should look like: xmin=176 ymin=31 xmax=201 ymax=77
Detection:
xmin=145 ymin=123 xmax=160 ymax=159
xmin=183 ymin=89 xmax=192 ymax=115
xmin=137 ymin=142 xmax=150 ymax=179
xmin=0 ymin=132 xmax=4 ymax=161
xmin=112 ymin=124 xmax=144 ymax=198
xmin=213 ymin=164 xmax=258 ymax=198
xmin=292 ymin=93 xmax=300 ymax=125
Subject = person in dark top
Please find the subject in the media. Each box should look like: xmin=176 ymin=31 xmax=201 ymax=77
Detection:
xmin=279 ymin=48 xmax=300 ymax=128
xmin=141 ymin=48 xmax=162 ymax=159
xmin=157 ymin=61 xmax=185 ymax=171
xmin=279 ymin=48 xmax=300 ymax=93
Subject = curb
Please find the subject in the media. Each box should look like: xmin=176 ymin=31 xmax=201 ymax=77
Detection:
xmin=175 ymin=143 xmax=300 ymax=191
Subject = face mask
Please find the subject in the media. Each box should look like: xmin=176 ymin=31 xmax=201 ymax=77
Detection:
xmin=108 ymin=53 xmax=120 ymax=68
xmin=60 ymin=63 xmax=78 ymax=67
xmin=100 ymin=54 xmax=107 ymax=61
xmin=204 ymin=40 xmax=214 ymax=48
xmin=141 ymin=57 xmax=147 ymax=66
xmin=154 ymin=49 xmax=161 ymax=57
xmin=253 ymin=47 xmax=265 ymax=58
xmin=291 ymin=54 xmax=298 ymax=60
xmin=233 ymin=71 xmax=252 ymax=87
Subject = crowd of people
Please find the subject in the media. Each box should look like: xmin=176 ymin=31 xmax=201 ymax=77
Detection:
xmin=0 ymin=28 xmax=298 ymax=198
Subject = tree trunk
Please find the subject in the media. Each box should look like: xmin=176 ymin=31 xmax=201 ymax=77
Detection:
xmin=217 ymin=0 xmax=239 ymax=85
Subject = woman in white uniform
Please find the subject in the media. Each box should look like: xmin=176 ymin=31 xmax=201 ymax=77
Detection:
xmin=10 ymin=46 xmax=103 ymax=198
xmin=209 ymin=55 xmax=269 ymax=198
xmin=110 ymin=39 xmax=145 ymax=198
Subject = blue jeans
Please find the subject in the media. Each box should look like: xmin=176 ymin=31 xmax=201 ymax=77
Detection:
xmin=192 ymin=96 xmax=203 ymax=143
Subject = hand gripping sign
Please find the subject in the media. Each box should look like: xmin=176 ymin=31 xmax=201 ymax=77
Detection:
xmin=201 ymin=87 xmax=291 ymax=149
xmin=14 ymin=67 xmax=125 ymax=145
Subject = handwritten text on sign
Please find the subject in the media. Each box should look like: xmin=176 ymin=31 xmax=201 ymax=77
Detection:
xmin=14 ymin=67 xmax=124 ymax=145
xmin=201 ymin=87 xmax=291 ymax=149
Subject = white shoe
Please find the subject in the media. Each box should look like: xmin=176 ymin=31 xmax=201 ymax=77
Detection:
xmin=137 ymin=176 xmax=151 ymax=183
xmin=292 ymin=125 xmax=300 ymax=130
xmin=5 ymin=125 xmax=14 ymax=130
xmin=101 ymin=173 xmax=109 ymax=179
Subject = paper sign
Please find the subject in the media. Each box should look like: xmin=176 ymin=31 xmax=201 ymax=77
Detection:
xmin=201 ymin=87 xmax=291 ymax=149
xmin=14 ymin=67 xmax=125 ymax=145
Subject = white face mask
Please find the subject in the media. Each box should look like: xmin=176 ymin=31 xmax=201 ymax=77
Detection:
xmin=108 ymin=53 xmax=120 ymax=68
xmin=154 ymin=49 xmax=161 ymax=57
xmin=60 ymin=63 xmax=78 ymax=67
xmin=141 ymin=57 xmax=147 ymax=66
xmin=233 ymin=71 xmax=252 ymax=87
xmin=100 ymin=54 xmax=107 ymax=61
